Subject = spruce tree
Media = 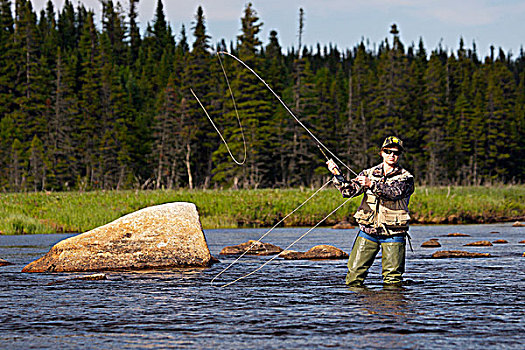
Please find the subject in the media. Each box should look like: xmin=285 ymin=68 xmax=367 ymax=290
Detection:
xmin=371 ymin=24 xmax=410 ymax=144
xmin=213 ymin=3 xmax=272 ymax=188
xmin=403 ymin=38 xmax=427 ymax=176
xmin=483 ymin=57 xmax=514 ymax=181
xmin=510 ymin=70 xmax=525 ymax=178
xmin=264 ymin=30 xmax=290 ymax=185
xmin=0 ymin=0 xmax=16 ymax=118
xmin=345 ymin=42 xmax=375 ymax=170
xmin=152 ymin=77 xmax=179 ymax=189
xmin=76 ymin=11 xmax=102 ymax=189
xmin=38 ymin=1 xmax=58 ymax=70
xmin=311 ymin=65 xmax=340 ymax=185
xmin=422 ymin=53 xmax=448 ymax=185
xmin=451 ymin=85 xmax=475 ymax=184
xmin=291 ymin=57 xmax=318 ymax=186
xmin=10 ymin=0 xmax=52 ymax=191
xmin=101 ymin=0 xmax=127 ymax=66
xmin=128 ymin=0 xmax=141 ymax=65
xmin=98 ymin=16 xmax=134 ymax=189
xmin=48 ymin=46 xmax=78 ymax=190
xmin=183 ymin=6 xmax=212 ymax=188
xmin=57 ymin=0 xmax=76 ymax=50
xmin=467 ymin=69 xmax=487 ymax=184
xmin=151 ymin=0 xmax=173 ymax=61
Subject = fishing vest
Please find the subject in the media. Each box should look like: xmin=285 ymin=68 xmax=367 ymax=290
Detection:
xmin=353 ymin=165 xmax=412 ymax=235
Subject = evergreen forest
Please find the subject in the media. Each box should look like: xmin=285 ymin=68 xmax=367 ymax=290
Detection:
xmin=0 ymin=0 xmax=524 ymax=192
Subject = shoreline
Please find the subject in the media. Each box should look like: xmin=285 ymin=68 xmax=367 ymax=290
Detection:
xmin=410 ymin=216 xmax=525 ymax=225
xmin=0 ymin=218 xmax=523 ymax=235
xmin=1 ymin=186 xmax=524 ymax=234
xmin=1 ymin=220 xmax=523 ymax=235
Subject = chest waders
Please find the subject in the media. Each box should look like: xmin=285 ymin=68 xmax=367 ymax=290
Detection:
xmin=343 ymin=166 xmax=412 ymax=286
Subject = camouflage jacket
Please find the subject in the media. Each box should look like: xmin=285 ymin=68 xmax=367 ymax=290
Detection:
xmin=334 ymin=163 xmax=415 ymax=235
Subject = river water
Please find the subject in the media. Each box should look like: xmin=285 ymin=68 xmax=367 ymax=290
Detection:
xmin=1 ymin=224 xmax=524 ymax=349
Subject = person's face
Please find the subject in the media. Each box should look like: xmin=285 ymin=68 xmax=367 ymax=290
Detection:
xmin=381 ymin=146 xmax=402 ymax=166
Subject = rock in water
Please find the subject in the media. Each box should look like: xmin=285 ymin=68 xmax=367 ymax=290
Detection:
xmin=421 ymin=239 xmax=441 ymax=248
xmin=464 ymin=240 xmax=493 ymax=246
xmin=512 ymin=221 xmax=525 ymax=227
xmin=76 ymin=273 xmax=107 ymax=281
xmin=22 ymin=202 xmax=212 ymax=273
xmin=280 ymin=245 xmax=348 ymax=260
xmin=332 ymin=221 xmax=355 ymax=229
xmin=431 ymin=250 xmax=491 ymax=258
xmin=220 ymin=240 xmax=283 ymax=256
xmin=492 ymin=239 xmax=508 ymax=244
xmin=446 ymin=232 xmax=470 ymax=237
xmin=47 ymin=273 xmax=107 ymax=285
xmin=0 ymin=259 xmax=12 ymax=266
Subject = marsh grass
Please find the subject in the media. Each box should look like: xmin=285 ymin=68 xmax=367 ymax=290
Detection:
xmin=409 ymin=185 xmax=524 ymax=223
xmin=0 ymin=186 xmax=523 ymax=234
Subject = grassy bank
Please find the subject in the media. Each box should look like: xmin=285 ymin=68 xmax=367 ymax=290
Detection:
xmin=1 ymin=186 xmax=524 ymax=234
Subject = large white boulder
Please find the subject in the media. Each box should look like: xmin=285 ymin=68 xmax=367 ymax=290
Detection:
xmin=22 ymin=202 xmax=212 ymax=272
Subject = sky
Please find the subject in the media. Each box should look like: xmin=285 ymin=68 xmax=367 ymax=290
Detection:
xmin=30 ymin=0 xmax=525 ymax=58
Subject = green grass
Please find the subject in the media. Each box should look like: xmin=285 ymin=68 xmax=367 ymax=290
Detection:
xmin=409 ymin=185 xmax=525 ymax=223
xmin=1 ymin=186 xmax=524 ymax=234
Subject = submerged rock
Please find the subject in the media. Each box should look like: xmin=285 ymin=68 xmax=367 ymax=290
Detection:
xmin=464 ymin=240 xmax=493 ymax=246
xmin=0 ymin=259 xmax=12 ymax=266
xmin=220 ymin=240 xmax=283 ymax=256
xmin=76 ymin=273 xmax=107 ymax=281
xmin=332 ymin=221 xmax=355 ymax=229
xmin=421 ymin=239 xmax=441 ymax=248
xmin=22 ymin=202 xmax=213 ymax=273
xmin=280 ymin=249 xmax=298 ymax=257
xmin=280 ymin=245 xmax=348 ymax=260
xmin=492 ymin=239 xmax=508 ymax=244
xmin=512 ymin=221 xmax=525 ymax=227
xmin=431 ymin=250 xmax=492 ymax=258
xmin=446 ymin=232 xmax=470 ymax=237
xmin=47 ymin=273 xmax=107 ymax=285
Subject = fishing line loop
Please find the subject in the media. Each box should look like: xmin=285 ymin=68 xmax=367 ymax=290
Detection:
xmin=217 ymin=51 xmax=358 ymax=177
xmin=189 ymin=52 xmax=248 ymax=165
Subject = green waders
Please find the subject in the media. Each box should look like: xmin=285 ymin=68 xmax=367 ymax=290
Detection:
xmin=381 ymin=242 xmax=405 ymax=284
xmin=345 ymin=235 xmax=406 ymax=285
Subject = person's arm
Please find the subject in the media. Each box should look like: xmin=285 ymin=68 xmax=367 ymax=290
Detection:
xmin=327 ymin=158 xmax=364 ymax=198
xmin=370 ymin=175 xmax=414 ymax=201
xmin=333 ymin=174 xmax=363 ymax=198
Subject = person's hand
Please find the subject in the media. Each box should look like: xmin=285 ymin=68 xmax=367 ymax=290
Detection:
xmin=355 ymin=175 xmax=371 ymax=188
xmin=326 ymin=159 xmax=341 ymax=175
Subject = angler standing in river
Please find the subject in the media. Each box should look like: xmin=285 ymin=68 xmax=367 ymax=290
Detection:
xmin=327 ymin=136 xmax=414 ymax=286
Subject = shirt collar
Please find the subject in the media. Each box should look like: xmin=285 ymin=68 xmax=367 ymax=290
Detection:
xmin=372 ymin=163 xmax=402 ymax=177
